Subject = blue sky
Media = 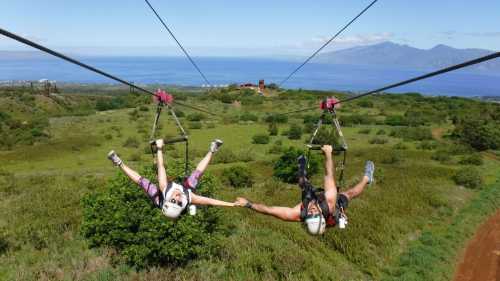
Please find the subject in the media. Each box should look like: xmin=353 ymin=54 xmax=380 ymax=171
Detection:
xmin=1 ymin=0 xmax=499 ymax=57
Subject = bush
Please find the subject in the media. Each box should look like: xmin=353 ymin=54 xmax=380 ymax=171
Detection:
xmin=81 ymin=163 xmax=221 ymax=268
xmin=186 ymin=113 xmax=206 ymax=122
xmin=390 ymin=127 xmax=433 ymax=141
xmin=213 ymin=148 xmax=238 ymax=164
xmin=385 ymin=115 xmax=409 ymax=126
xmin=453 ymin=119 xmax=500 ymax=150
xmin=222 ymin=166 xmax=254 ymax=188
xmin=252 ymin=134 xmax=270 ymax=144
xmin=393 ymin=142 xmax=408 ymax=150
xmin=138 ymin=105 xmax=149 ymax=112
xmin=357 ymin=100 xmax=374 ymax=108
xmin=274 ymin=147 xmax=320 ymax=183
xmin=240 ymin=112 xmax=258 ymax=122
xmin=341 ymin=114 xmax=375 ymax=126
xmin=452 ymin=167 xmax=483 ymax=189
xmin=104 ymin=134 xmax=113 ymax=140
xmin=369 ymin=137 xmax=388 ymax=145
xmin=459 ymin=154 xmax=483 ymax=166
xmin=264 ymin=114 xmax=288 ymax=124
xmin=376 ymin=129 xmax=386 ymax=135
xmin=381 ymin=151 xmax=402 ymax=164
xmin=287 ymin=124 xmax=303 ymax=140
xmin=123 ymin=137 xmax=140 ymax=148
xmin=358 ymin=128 xmax=371 ymax=134
xmin=268 ymin=122 xmax=278 ymax=136
xmin=188 ymin=122 xmax=202 ymax=129
xmin=417 ymin=140 xmax=438 ymax=150
xmin=431 ymin=150 xmax=452 ymax=163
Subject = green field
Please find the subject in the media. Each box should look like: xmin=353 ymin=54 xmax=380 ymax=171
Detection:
xmin=0 ymin=86 xmax=499 ymax=281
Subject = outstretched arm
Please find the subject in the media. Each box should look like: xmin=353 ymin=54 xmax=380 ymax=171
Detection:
xmin=235 ymin=197 xmax=301 ymax=222
xmin=155 ymin=139 xmax=168 ymax=192
xmin=191 ymin=193 xmax=235 ymax=207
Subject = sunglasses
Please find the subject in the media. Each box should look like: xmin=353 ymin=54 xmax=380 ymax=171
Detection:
xmin=305 ymin=213 xmax=321 ymax=220
xmin=169 ymin=198 xmax=183 ymax=207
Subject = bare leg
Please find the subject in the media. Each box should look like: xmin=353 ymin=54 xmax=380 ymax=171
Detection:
xmin=342 ymin=176 xmax=369 ymax=200
xmin=119 ymin=163 xmax=142 ymax=184
xmin=323 ymin=147 xmax=337 ymax=211
xmin=195 ymin=151 xmax=213 ymax=173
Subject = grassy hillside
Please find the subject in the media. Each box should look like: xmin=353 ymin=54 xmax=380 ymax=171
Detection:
xmin=0 ymin=87 xmax=499 ymax=280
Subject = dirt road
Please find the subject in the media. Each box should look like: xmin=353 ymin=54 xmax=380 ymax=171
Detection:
xmin=453 ymin=210 xmax=500 ymax=281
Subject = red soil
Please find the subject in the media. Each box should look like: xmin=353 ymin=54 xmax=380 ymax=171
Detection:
xmin=453 ymin=210 xmax=500 ymax=281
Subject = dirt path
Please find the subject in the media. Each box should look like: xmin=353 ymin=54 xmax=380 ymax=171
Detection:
xmin=453 ymin=210 xmax=500 ymax=281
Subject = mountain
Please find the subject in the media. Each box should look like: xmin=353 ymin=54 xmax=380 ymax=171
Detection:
xmin=0 ymin=50 xmax=49 ymax=60
xmin=316 ymin=42 xmax=500 ymax=75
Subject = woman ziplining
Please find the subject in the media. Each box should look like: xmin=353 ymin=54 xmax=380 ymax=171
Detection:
xmin=107 ymin=138 xmax=235 ymax=219
xmin=235 ymin=145 xmax=375 ymax=235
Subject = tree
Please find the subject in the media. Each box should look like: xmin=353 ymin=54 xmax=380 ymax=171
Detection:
xmin=81 ymin=162 xmax=222 ymax=268
xmin=273 ymin=147 xmax=320 ymax=183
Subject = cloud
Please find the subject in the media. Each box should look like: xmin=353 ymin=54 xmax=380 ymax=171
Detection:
xmin=437 ymin=30 xmax=500 ymax=40
xmin=294 ymin=32 xmax=394 ymax=51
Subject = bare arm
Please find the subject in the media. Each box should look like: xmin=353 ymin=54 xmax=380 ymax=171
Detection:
xmin=191 ymin=193 xmax=235 ymax=207
xmin=235 ymin=197 xmax=301 ymax=222
xmin=156 ymin=140 xmax=168 ymax=192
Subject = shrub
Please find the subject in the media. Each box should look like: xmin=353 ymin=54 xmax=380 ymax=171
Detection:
xmin=268 ymin=122 xmax=278 ymax=136
xmin=81 ymin=163 xmax=221 ymax=268
xmin=188 ymin=122 xmax=202 ymax=129
xmin=357 ymin=100 xmax=374 ymax=108
xmin=206 ymin=122 xmax=216 ymax=129
xmin=128 ymin=152 xmax=142 ymax=162
xmin=385 ymin=115 xmax=408 ymax=126
xmin=390 ymin=127 xmax=433 ymax=141
xmin=376 ymin=129 xmax=386 ymax=135
xmin=453 ymin=119 xmax=500 ymax=150
xmin=264 ymin=114 xmax=288 ymax=124
xmin=186 ymin=113 xmax=206 ymax=122
xmin=381 ymin=151 xmax=402 ymax=164
xmin=287 ymin=124 xmax=303 ymax=140
xmin=459 ymin=154 xmax=483 ymax=166
xmin=358 ymin=128 xmax=371 ymax=134
xmin=174 ymin=109 xmax=185 ymax=118
xmin=393 ymin=142 xmax=408 ymax=150
xmin=139 ymin=105 xmax=149 ymax=112
xmin=369 ymin=137 xmax=388 ymax=144
xmin=273 ymin=147 xmax=320 ymax=183
xmin=452 ymin=167 xmax=483 ymax=189
xmin=341 ymin=114 xmax=375 ymax=126
xmin=123 ymin=137 xmax=140 ymax=148
xmin=222 ymin=166 xmax=254 ymax=188
xmin=104 ymin=134 xmax=113 ymax=140
xmin=252 ymin=134 xmax=270 ymax=144
xmin=417 ymin=140 xmax=438 ymax=150
xmin=431 ymin=150 xmax=452 ymax=163
xmin=240 ymin=112 xmax=258 ymax=122
xmin=213 ymin=148 xmax=238 ymax=164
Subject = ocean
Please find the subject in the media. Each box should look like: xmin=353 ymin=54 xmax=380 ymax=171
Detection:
xmin=0 ymin=56 xmax=499 ymax=96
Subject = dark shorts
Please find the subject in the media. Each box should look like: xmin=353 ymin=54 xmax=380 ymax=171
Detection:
xmin=137 ymin=170 xmax=203 ymax=207
xmin=336 ymin=193 xmax=349 ymax=210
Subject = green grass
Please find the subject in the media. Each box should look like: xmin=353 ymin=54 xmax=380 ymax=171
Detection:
xmin=0 ymin=89 xmax=499 ymax=280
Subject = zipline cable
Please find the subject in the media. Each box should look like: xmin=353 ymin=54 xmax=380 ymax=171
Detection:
xmin=278 ymin=0 xmax=378 ymax=88
xmin=278 ymin=51 xmax=500 ymax=115
xmin=0 ymin=27 xmax=217 ymax=116
xmin=144 ymin=0 xmax=213 ymax=88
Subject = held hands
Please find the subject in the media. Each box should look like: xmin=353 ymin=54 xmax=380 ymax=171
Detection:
xmin=235 ymin=197 xmax=250 ymax=207
xmin=321 ymin=145 xmax=333 ymax=155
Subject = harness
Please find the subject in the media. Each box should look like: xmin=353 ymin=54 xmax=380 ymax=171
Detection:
xmin=299 ymin=97 xmax=349 ymax=227
xmin=149 ymin=89 xmax=190 ymax=178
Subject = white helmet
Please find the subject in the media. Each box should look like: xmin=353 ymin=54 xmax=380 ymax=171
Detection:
xmin=305 ymin=214 xmax=326 ymax=235
xmin=161 ymin=183 xmax=189 ymax=219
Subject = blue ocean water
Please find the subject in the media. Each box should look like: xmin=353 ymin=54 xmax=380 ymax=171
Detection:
xmin=0 ymin=56 xmax=499 ymax=96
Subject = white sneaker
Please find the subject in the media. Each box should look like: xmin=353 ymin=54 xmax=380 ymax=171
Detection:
xmin=209 ymin=139 xmax=223 ymax=153
xmin=107 ymin=150 xmax=123 ymax=166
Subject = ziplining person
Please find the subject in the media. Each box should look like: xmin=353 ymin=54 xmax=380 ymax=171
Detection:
xmin=235 ymin=145 xmax=375 ymax=235
xmin=107 ymin=138 xmax=236 ymax=219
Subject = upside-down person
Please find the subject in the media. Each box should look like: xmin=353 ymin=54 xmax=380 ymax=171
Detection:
xmin=235 ymin=145 xmax=375 ymax=235
xmin=107 ymin=139 xmax=235 ymax=219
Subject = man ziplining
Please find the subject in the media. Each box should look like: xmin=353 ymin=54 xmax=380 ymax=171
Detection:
xmin=235 ymin=145 xmax=375 ymax=235
xmin=107 ymin=138 xmax=235 ymax=219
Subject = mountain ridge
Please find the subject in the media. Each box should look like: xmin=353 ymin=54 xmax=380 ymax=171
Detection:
xmin=315 ymin=41 xmax=500 ymax=74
